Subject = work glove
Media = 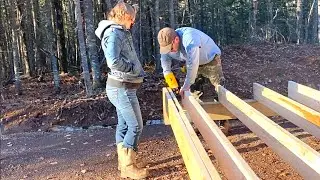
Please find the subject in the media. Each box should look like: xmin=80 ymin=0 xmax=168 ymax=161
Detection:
xmin=172 ymin=87 xmax=180 ymax=95
xmin=164 ymin=72 xmax=179 ymax=89
xmin=217 ymin=63 xmax=226 ymax=87
xmin=180 ymin=65 xmax=186 ymax=73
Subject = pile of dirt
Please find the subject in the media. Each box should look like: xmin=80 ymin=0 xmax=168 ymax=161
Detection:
xmin=1 ymin=43 xmax=320 ymax=134
xmin=222 ymin=43 xmax=320 ymax=98
xmin=0 ymin=73 xmax=164 ymax=134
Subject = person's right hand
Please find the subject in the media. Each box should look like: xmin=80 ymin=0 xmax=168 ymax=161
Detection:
xmin=180 ymin=65 xmax=186 ymax=73
xmin=131 ymin=61 xmax=142 ymax=76
xmin=172 ymin=88 xmax=180 ymax=95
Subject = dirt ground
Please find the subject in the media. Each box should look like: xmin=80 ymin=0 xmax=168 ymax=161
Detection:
xmin=1 ymin=43 xmax=320 ymax=179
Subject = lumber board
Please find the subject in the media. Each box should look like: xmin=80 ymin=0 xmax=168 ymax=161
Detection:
xmin=201 ymin=100 xmax=277 ymax=120
xmin=162 ymin=88 xmax=170 ymax=125
xmin=182 ymin=91 xmax=259 ymax=180
xmin=164 ymin=89 xmax=221 ymax=180
xmin=288 ymin=81 xmax=320 ymax=112
xmin=167 ymin=89 xmax=221 ymax=179
xmin=218 ymin=85 xmax=320 ymax=179
xmin=253 ymin=83 xmax=320 ymax=138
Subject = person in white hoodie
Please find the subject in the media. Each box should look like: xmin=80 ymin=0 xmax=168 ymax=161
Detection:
xmin=95 ymin=2 xmax=148 ymax=179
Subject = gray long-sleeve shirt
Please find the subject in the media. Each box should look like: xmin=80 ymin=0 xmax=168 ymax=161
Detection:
xmin=160 ymin=27 xmax=221 ymax=90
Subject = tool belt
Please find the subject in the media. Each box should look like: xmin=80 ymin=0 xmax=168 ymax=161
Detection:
xmin=200 ymin=54 xmax=221 ymax=67
xmin=107 ymin=77 xmax=141 ymax=89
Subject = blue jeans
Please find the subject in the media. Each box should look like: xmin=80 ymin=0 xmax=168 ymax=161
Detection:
xmin=106 ymin=85 xmax=143 ymax=151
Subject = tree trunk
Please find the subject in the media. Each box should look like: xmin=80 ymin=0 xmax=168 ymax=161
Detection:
xmin=53 ymin=0 xmax=68 ymax=73
xmin=186 ymin=0 xmax=195 ymax=27
xmin=0 ymin=78 xmax=3 ymax=101
xmin=311 ymin=0 xmax=319 ymax=43
xmin=265 ymin=0 xmax=273 ymax=41
xmin=18 ymin=28 xmax=30 ymax=76
xmin=5 ymin=5 xmax=14 ymax=81
xmin=312 ymin=0 xmax=318 ymax=43
xmin=169 ymin=0 xmax=176 ymax=29
xmin=145 ymin=5 xmax=153 ymax=64
xmin=131 ymin=7 xmax=140 ymax=65
xmin=105 ymin=0 xmax=112 ymax=11
xmin=285 ymin=2 xmax=293 ymax=42
xmin=32 ymin=0 xmax=47 ymax=74
xmin=318 ymin=0 xmax=320 ymax=43
xmin=139 ymin=0 xmax=143 ymax=62
xmin=0 ymin=0 xmax=5 ymax=82
xmin=8 ymin=0 xmax=22 ymax=95
xmin=296 ymin=0 xmax=305 ymax=44
xmin=66 ymin=0 xmax=77 ymax=67
xmin=44 ymin=0 xmax=60 ymax=93
xmin=75 ymin=0 xmax=93 ymax=97
xmin=18 ymin=0 xmax=36 ymax=77
xmin=0 ymin=0 xmax=8 ymax=80
xmin=199 ymin=0 xmax=205 ymax=31
xmin=154 ymin=0 xmax=161 ymax=72
xmin=84 ymin=0 xmax=101 ymax=89
xmin=304 ymin=0 xmax=315 ymax=43
xmin=249 ymin=0 xmax=258 ymax=40
xmin=0 ymin=49 xmax=3 ymax=99
xmin=50 ymin=48 xmax=60 ymax=94
xmin=217 ymin=1 xmax=227 ymax=45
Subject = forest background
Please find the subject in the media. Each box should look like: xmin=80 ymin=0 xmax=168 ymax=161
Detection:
xmin=0 ymin=0 xmax=319 ymax=96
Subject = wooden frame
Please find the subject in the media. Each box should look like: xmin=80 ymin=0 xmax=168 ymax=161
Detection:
xmin=163 ymin=82 xmax=320 ymax=180
xmin=288 ymin=81 xmax=320 ymax=112
xmin=253 ymin=83 xmax=320 ymax=138
xmin=201 ymin=99 xmax=277 ymax=120
xmin=167 ymin=89 xmax=220 ymax=179
xmin=164 ymin=88 xmax=221 ymax=180
xmin=218 ymin=85 xmax=320 ymax=179
xmin=162 ymin=88 xmax=170 ymax=125
xmin=182 ymin=91 xmax=259 ymax=180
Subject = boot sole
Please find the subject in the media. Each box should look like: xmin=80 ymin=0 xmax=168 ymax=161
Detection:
xmin=120 ymin=172 xmax=148 ymax=179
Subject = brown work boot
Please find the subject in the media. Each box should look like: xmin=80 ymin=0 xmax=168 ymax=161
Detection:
xmin=219 ymin=120 xmax=231 ymax=135
xmin=120 ymin=148 xmax=148 ymax=179
xmin=117 ymin=142 xmax=123 ymax=171
xmin=117 ymin=142 xmax=139 ymax=170
xmin=118 ymin=142 xmax=139 ymax=170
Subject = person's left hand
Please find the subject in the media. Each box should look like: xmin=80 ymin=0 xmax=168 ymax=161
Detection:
xmin=179 ymin=87 xmax=190 ymax=99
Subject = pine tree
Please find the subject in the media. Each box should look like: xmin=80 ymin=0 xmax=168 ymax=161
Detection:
xmin=8 ymin=0 xmax=22 ymax=95
xmin=75 ymin=0 xmax=93 ymax=97
xmin=84 ymin=0 xmax=102 ymax=90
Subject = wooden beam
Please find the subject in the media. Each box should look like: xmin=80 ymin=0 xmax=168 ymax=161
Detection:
xmin=182 ymin=91 xmax=259 ymax=180
xmin=162 ymin=88 xmax=170 ymax=125
xmin=217 ymin=85 xmax=320 ymax=179
xmin=167 ymin=89 xmax=193 ymax=123
xmin=201 ymin=100 xmax=277 ymax=120
xmin=288 ymin=81 xmax=320 ymax=112
xmin=253 ymin=83 xmax=320 ymax=138
xmin=167 ymin=89 xmax=221 ymax=179
xmin=164 ymin=89 xmax=221 ymax=180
